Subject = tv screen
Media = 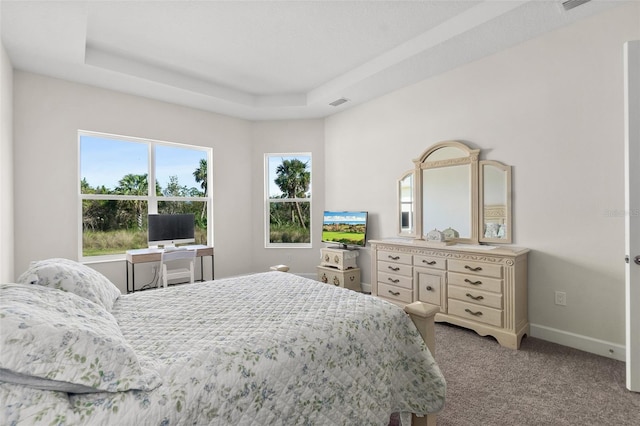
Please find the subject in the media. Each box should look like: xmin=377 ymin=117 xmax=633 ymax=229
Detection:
xmin=321 ymin=211 xmax=368 ymax=248
xmin=148 ymin=214 xmax=195 ymax=247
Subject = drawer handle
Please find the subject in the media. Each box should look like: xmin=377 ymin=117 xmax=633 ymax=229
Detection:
xmin=422 ymin=260 xmax=437 ymax=265
xmin=388 ymin=290 xmax=401 ymax=296
xmin=465 ymin=308 xmax=483 ymax=316
xmin=388 ymin=255 xmax=400 ymax=260
xmin=464 ymin=278 xmax=483 ymax=286
xmin=334 ymin=255 xmax=340 ymax=263
xmin=464 ymin=265 xmax=483 ymax=272
xmin=466 ymin=293 xmax=484 ymax=301
xmin=324 ymin=254 xmax=330 ymax=262
xmin=349 ymin=276 xmax=355 ymax=282
xmin=388 ymin=266 xmax=400 ymax=271
xmin=333 ymin=277 xmax=340 ymax=286
xmin=426 ymin=286 xmax=434 ymax=291
xmin=388 ymin=278 xmax=400 ymax=284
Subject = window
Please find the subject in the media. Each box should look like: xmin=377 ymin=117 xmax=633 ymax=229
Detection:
xmin=265 ymin=153 xmax=311 ymax=247
xmin=79 ymin=131 xmax=211 ymax=259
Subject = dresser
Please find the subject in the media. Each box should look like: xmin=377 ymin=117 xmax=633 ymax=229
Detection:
xmin=370 ymin=239 xmax=529 ymax=349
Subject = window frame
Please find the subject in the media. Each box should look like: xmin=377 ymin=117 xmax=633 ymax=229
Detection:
xmin=78 ymin=130 xmax=213 ymax=261
xmin=264 ymin=152 xmax=312 ymax=248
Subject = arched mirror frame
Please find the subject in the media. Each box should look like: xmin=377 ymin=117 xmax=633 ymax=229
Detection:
xmin=413 ymin=140 xmax=480 ymax=244
xmin=397 ymin=140 xmax=513 ymax=245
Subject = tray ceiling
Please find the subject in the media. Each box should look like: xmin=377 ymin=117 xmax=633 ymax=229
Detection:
xmin=0 ymin=0 xmax=623 ymax=120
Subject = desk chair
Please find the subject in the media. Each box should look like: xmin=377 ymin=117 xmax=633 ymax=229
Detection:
xmin=160 ymin=249 xmax=196 ymax=288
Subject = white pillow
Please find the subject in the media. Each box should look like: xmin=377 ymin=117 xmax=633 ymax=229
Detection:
xmin=0 ymin=283 xmax=161 ymax=393
xmin=16 ymin=258 xmax=121 ymax=311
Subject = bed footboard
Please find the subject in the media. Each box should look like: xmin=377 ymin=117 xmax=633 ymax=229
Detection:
xmin=404 ymin=301 xmax=439 ymax=426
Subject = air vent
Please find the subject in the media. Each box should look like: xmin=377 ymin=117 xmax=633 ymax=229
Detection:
xmin=329 ymin=98 xmax=349 ymax=107
xmin=561 ymin=0 xmax=591 ymax=11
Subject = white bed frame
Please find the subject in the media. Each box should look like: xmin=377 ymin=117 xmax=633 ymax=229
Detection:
xmin=404 ymin=301 xmax=439 ymax=426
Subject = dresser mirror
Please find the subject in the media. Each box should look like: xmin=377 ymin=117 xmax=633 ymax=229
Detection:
xmin=423 ymin=163 xmax=473 ymax=239
xmin=479 ymin=160 xmax=512 ymax=243
xmin=398 ymin=170 xmax=416 ymax=236
xmin=398 ymin=140 xmax=512 ymax=244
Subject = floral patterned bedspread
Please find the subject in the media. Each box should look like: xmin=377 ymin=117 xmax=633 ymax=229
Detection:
xmin=1 ymin=272 xmax=445 ymax=425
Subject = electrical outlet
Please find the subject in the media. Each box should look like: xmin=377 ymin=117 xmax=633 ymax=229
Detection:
xmin=555 ymin=291 xmax=567 ymax=306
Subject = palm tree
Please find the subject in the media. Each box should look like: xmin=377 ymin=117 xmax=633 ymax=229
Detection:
xmin=115 ymin=173 xmax=149 ymax=229
xmin=193 ymin=158 xmax=207 ymax=196
xmin=193 ymin=158 xmax=208 ymax=220
xmin=274 ymin=159 xmax=310 ymax=229
xmin=116 ymin=173 xmax=148 ymax=194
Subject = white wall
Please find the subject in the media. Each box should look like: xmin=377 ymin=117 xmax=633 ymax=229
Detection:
xmin=11 ymin=72 xmax=327 ymax=290
xmin=325 ymin=3 xmax=640 ymax=353
xmin=250 ymin=120 xmax=325 ymax=276
xmin=0 ymin=41 xmax=14 ymax=282
xmin=12 ymin=72 xmax=254 ymax=291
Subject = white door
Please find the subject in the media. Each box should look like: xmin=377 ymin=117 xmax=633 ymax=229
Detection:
xmin=624 ymin=40 xmax=640 ymax=392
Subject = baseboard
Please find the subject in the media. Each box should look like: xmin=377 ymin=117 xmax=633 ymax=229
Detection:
xmin=530 ymin=323 xmax=625 ymax=362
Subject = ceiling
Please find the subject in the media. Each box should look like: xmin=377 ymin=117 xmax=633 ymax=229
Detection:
xmin=0 ymin=0 xmax=624 ymax=121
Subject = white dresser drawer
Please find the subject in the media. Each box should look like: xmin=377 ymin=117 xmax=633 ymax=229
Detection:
xmin=317 ymin=266 xmax=361 ymax=292
xmin=378 ymin=282 xmax=413 ymax=304
xmin=448 ymin=259 xmax=503 ymax=279
xmin=417 ymin=275 xmax=443 ymax=306
xmin=320 ymin=248 xmax=358 ymax=270
xmin=448 ymin=272 xmax=502 ymax=293
xmin=378 ymin=260 xmax=412 ymax=277
xmin=448 ymin=299 xmax=503 ymax=328
xmin=414 ymin=255 xmax=446 ymax=270
xmin=378 ymin=271 xmax=412 ymax=290
xmin=378 ymin=250 xmax=412 ymax=265
xmin=448 ymin=285 xmax=503 ymax=309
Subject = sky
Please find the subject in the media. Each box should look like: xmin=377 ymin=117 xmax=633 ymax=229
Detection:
xmin=80 ymin=134 xmax=207 ymax=192
xmin=323 ymin=211 xmax=367 ymax=224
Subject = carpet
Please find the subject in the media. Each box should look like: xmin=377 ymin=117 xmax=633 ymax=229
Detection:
xmin=389 ymin=323 xmax=639 ymax=425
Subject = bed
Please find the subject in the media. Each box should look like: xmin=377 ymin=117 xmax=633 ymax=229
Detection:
xmin=1 ymin=258 xmax=446 ymax=425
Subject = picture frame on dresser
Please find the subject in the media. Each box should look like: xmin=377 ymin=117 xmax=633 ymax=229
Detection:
xmin=372 ymin=140 xmax=528 ymax=349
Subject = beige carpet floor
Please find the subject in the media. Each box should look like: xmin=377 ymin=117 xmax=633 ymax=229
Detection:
xmin=392 ymin=323 xmax=640 ymax=426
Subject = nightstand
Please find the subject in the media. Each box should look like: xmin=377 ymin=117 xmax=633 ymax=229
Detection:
xmin=316 ymin=247 xmax=361 ymax=292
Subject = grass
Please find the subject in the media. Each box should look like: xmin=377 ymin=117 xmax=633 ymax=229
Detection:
xmin=321 ymin=231 xmax=365 ymax=245
xmin=270 ymin=224 xmax=310 ymax=244
xmin=83 ymin=228 xmax=207 ymax=256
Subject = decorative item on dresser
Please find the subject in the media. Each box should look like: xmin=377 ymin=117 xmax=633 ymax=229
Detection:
xmin=376 ymin=139 xmax=529 ymax=349
xmin=316 ymin=247 xmax=361 ymax=292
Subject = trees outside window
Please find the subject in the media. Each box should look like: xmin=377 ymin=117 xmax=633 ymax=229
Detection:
xmin=265 ymin=154 xmax=311 ymax=247
xmin=79 ymin=131 xmax=211 ymax=258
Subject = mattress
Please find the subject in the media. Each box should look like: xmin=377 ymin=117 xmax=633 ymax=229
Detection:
xmin=1 ymin=271 xmax=445 ymax=425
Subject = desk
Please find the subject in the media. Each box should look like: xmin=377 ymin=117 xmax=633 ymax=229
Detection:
xmin=125 ymin=245 xmax=214 ymax=293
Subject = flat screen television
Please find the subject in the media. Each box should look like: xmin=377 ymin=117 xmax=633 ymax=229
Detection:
xmin=321 ymin=211 xmax=368 ymax=249
xmin=148 ymin=214 xmax=195 ymax=248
